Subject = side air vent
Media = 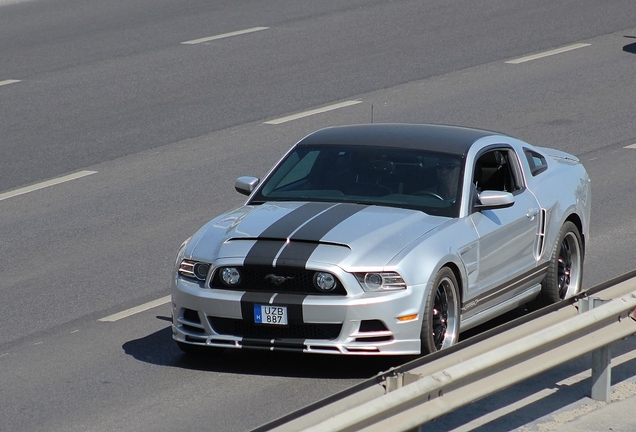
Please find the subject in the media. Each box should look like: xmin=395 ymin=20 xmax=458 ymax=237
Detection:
xmin=534 ymin=209 xmax=547 ymax=259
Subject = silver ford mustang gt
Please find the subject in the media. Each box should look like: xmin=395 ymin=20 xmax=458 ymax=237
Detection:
xmin=171 ymin=124 xmax=591 ymax=356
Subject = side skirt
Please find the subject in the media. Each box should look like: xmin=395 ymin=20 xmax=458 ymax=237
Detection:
xmin=460 ymin=283 xmax=542 ymax=332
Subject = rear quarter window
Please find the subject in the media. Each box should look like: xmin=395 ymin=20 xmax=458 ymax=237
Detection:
xmin=524 ymin=149 xmax=548 ymax=176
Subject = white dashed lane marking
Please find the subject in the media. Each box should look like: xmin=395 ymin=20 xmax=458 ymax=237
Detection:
xmin=181 ymin=27 xmax=269 ymax=45
xmin=0 ymin=170 xmax=97 ymax=202
xmin=98 ymin=296 xmax=171 ymax=322
xmin=264 ymin=100 xmax=363 ymax=125
xmin=0 ymin=79 xmax=21 ymax=87
xmin=505 ymin=43 xmax=591 ymax=64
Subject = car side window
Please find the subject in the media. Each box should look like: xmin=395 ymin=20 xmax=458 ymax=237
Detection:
xmin=473 ymin=149 xmax=522 ymax=193
xmin=524 ymin=149 xmax=548 ymax=176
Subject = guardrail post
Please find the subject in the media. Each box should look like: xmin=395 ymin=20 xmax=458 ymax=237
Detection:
xmin=591 ymin=345 xmax=611 ymax=402
xmin=385 ymin=372 xmax=424 ymax=432
xmin=578 ymin=297 xmax=611 ymax=402
xmin=385 ymin=371 xmax=420 ymax=393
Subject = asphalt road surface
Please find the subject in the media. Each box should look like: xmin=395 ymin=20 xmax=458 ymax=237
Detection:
xmin=1 ymin=1 xmax=636 ymax=431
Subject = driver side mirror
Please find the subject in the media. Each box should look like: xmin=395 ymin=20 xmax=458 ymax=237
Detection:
xmin=474 ymin=190 xmax=515 ymax=211
xmin=235 ymin=176 xmax=260 ymax=196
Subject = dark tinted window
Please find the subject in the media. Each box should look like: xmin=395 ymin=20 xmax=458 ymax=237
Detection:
xmin=474 ymin=149 xmax=523 ymax=193
xmin=251 ymin=145 xmax=464 ymax=217
xmin=524 ymin=149 xmax=548 ymax=176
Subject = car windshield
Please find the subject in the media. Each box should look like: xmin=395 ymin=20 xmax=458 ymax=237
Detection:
xmin=250 ymin=145 xmax=464 ymax=217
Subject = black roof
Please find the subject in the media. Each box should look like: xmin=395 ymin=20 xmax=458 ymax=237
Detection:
xmin=297 ymin=123 xmax=502 ymax=156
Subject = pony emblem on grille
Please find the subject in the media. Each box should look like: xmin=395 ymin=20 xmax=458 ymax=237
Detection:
xmin=265 ymin=274 xmax=294 ymax=285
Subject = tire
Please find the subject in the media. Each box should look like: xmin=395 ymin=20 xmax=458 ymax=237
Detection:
xmin=539 ymin=221 xmax=583 ymax=305
xmin=420 ymin=267 xmax=460 ymax=355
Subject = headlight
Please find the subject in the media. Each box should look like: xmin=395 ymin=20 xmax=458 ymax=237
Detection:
xmin=193 ymin=263 xmax=210 ymax=280
xmin=178 ymin=259 xmax=211 ymax=281
xmin=355 ymin=272 xmax=406 ymax=292
xmin=221 ymin=267 xmax=241 ymax=286
xmin=174 ymin=239 xmax=189 ymax=268
xmin=314 ymin=272 xmax=337 ymax=292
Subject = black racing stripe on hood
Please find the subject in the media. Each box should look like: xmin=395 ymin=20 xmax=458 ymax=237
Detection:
xmin=276 ymin=242 xmax=321 ymax=268
xmin=258 ymin=202 xmax=334 ymax=238
xmin=277 ymin=203 xmax=366 ymax=267
xmin=290 ymin=203 xmax=367 ymax=242
xmin=243 ymin=240 xmax=286 ymax=266
xmin=244 ymin=202 xmax=334 ymax=266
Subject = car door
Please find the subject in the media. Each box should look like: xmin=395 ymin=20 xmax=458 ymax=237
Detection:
xmin=466 ymin=147 xmax=541 ymax=315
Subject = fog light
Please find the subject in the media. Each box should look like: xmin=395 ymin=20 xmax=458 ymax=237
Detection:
xmin=314 ymin=272 xmax=336 ymax=292
xmin=221 ymin=267 xmax=241 ymax=286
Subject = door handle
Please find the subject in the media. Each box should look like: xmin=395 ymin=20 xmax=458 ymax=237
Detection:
xmin=526 ymin=207 xmax=539 ymax=219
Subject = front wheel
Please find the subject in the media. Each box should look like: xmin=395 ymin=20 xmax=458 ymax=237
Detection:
xmin=420 ymin=267 xmax=460 ymax=355
xmin=539 ymin=221 xmax=584 ymax=305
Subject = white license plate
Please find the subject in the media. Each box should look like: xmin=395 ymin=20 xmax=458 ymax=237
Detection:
xmin=254 ymin=305 xmax=288 ymax=325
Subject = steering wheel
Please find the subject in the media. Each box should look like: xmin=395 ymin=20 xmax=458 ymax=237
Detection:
xmin=413 ymin=190 xmax=445 ymax=201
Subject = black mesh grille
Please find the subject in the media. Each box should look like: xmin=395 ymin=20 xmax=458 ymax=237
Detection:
xmin=209 ymin=317 xmax=342 ymax=340
xmin=210 ymin=266 xmax=346 ymax=295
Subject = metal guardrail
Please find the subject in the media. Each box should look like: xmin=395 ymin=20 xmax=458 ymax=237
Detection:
xmin=254 ymin=271 xmax=636 ymax=432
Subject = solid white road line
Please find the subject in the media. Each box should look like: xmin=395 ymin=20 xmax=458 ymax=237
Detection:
xmin=0 ymin=170 xmax=97 ymax=202
xmin=0 ymin=79 xmax=21 ymax=87
xmin=264 ymin=100 xmax=363 ymax=125
xmin=505 ymin=43 xmax=591 ymax=64
xmin=181 ymin=27 xmax=269 ymax=45
xmin=98 ymin=295 xmax=171 ymax=322
xmin=625 ymin=143 xmax=636 ymax=149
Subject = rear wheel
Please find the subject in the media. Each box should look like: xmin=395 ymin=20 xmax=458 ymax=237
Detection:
xmin=539 ymin=221 xmax=583 ymax=305
xmin=420 ymin=267 xmax=460 ymax=355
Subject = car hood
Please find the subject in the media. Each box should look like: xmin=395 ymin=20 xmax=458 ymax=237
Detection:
xmin=187 ymin=201 xmax=448 ymax=269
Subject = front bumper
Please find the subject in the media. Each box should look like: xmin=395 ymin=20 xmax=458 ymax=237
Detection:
xmin=171 ymin=277 xmax=426 ymax=356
